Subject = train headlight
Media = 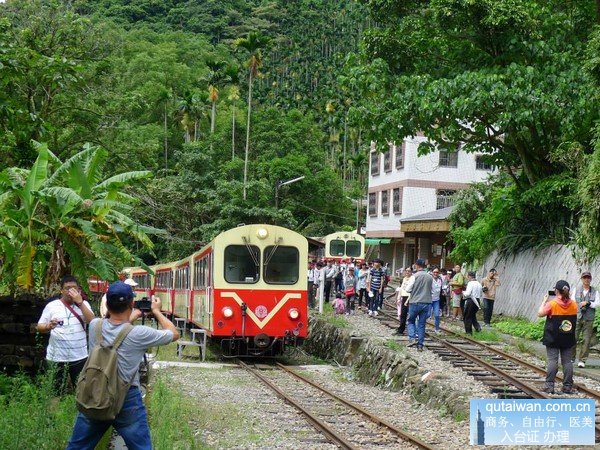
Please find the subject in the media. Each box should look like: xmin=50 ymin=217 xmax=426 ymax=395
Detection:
xmin=288 ymin=308 xmax=300 ymax=320
xmin=222 ymin=307 xmax=234 ymax=319
xmin=256 ymin=228 xmax=268 ymax=239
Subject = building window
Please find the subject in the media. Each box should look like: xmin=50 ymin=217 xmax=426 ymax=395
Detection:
xmin=392 ymin=188 xmax=402 ymax=214
xmin=439 ymin=150 xmax=458 ymax=167
xmin=368 ymin=192 xmax=377 ymax=216
xmin=476 ymin=155 xmax=493 ymax=170
xmin=383 ymin=148 xmax=392 ymax=172
xmin=395 ymin=142 xmax=405 ymax=169
xmin=381 ymin=190 xmax=389 ymax=215
xmin=370 ymin=152 xmax=380 ymax=176
xmin=436 ymin=189 xmax=456 ymax=210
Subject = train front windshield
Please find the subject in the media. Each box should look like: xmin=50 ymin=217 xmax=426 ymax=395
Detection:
xmin=346 ymin=240 xmax=362 ymax=257
xmin=329 ymin=240 xmax=345 ymax=257
xmin=225 ymin=245 xmax=260 ymax=283
xmin=264 ymin=246 xmax=299 ymax=284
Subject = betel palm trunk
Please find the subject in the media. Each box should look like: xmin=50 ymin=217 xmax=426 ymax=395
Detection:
xmin=243 ymin=69 xmax=253 ymax=200
xmin=232 ymin=105 xmax=236 ymax=160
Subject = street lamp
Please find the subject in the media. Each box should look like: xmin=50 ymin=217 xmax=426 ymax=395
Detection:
xmin=275 ymin=176 xmax=305 ymax=208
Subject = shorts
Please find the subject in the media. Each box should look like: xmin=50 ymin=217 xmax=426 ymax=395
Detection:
xmin=452 ymin=293 xmax=462 ymax=308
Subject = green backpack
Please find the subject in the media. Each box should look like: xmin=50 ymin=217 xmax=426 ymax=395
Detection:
xmin=76 ymin=320 xmax=134 ymax=421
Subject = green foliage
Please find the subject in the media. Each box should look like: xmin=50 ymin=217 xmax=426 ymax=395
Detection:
xmin=0 ymin=372 xmax=76 ymax=450
xmin=0 ymin=143 xmax=161 ymax=293
xmin=493 ymin=317 xmax=546 ymax=341
xmin=345 ymin=0 xmax=599 ymax=261
xmin=449 ymin=172 xmax=578 ymax=263
xmin=142 ymin=107 xmax=352 ymax=260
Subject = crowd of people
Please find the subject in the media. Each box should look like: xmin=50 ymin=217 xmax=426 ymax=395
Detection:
xmin=308 ymin=258 xmax=502 ymax=341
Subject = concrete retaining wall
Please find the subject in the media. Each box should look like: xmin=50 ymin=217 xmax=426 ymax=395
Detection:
xmin=481 ymin=246 xmax=600 ymax=321
xmin=304 ymin=317 xmax=469 ymax=420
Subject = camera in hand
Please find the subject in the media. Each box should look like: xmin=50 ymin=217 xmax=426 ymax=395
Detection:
xmin=134 ymin=297 xmax=152 ymax=312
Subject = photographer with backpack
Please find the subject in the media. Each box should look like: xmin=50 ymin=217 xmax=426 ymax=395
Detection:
xmin=66 ymin=281 xmax=180 ymax=450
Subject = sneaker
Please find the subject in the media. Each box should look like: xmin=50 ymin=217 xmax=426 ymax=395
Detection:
xmin=541 ymin=386 xmax=555 ymax=394
xmin=407 ymin=339 xmax=417 ymax=347
xmin=417 ymin=345 xmax=424 ymax=352
xmin=578 ymin=361 xmax=586 ymax=368
xmin=434 ymin=329 xmax=442 ymax=334
xmin=368 ymin=310 xmax=372 ymax=316
xmin=561 ymin=388 xmax=574 ymax=395
xmin=373 ymin=311 xmax=379 ymax=317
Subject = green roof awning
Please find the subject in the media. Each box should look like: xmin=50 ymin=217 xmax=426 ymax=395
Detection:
xmin=365 ymin=238 xmax=392 ymax=245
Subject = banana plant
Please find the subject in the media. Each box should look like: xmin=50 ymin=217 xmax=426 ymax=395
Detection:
xmin=0 ymin=142 xmax=163 ymax=292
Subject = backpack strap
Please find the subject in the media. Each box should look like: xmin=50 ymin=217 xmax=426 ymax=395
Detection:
xmin=94 ymin=320 xmax=134 ymax=349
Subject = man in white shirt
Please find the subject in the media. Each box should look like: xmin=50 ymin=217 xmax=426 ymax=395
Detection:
xmin=573 ymin=271 xmax=600 ymax=367
xmin=463 ymin=271 xmax=482 ymax=335
xmin=37 ymin=275 xmax=95 ymax=394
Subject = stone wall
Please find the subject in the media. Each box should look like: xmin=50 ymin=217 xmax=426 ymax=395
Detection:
xmin=0 ymin=295 xmax=48 ymax=374
xmin=481 ymin=246 xmax=600 ymax=321
xmin=304 ymin=317 xmax=469 ymax=420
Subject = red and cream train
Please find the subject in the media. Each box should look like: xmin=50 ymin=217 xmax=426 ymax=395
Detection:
xmin=90 ymin=224 xmax=308 ymax=357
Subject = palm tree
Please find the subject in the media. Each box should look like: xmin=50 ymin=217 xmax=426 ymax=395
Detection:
xmin=177 ymin=90 xmax=208 ymax=143
xmin=0 ymin=142 xmax=162 ymax=291
xmin=234 ymin=32 xmax=271 ymax=200
xmin=205 ymin=59 xmax=227 ymax=151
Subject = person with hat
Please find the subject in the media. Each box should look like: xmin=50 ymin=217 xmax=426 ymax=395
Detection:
xmin=538 ymin=280 xmax=577 ymax=394
xmin=572 ymin=271 xmax=600 ymax=368
xmin=66 ymin=281 xmax=180 ymax=449
xmin=100 ymin=278 xmax=138 ymax=318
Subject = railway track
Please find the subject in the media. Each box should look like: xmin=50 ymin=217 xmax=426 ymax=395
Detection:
xmin=376 ymin=300 xmax=600 ymax=439
xmin=237 ymin=360 xmax=437 ymax=450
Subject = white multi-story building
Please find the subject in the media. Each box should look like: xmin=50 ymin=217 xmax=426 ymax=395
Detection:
xmin=365 ymin=135 xmax=495 ymax=272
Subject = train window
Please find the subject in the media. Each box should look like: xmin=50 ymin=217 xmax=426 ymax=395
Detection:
xmin=224 ymin=245 xmax=260 ymax=283
xmin=329 ymin=239 xmax=345 ymax=257
xmin=194 ymin=258 xmax=208 ymax=289
xmin=346 ymin=241 xmax=362 ymax=257
xmin=263 ymin=246 xmax=299 ymax=284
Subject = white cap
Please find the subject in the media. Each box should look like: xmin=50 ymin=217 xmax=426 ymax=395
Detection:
xmin=124 ymin=278 xmax=138 ymax=287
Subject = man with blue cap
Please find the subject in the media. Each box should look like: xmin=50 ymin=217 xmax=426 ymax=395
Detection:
xmin=66 ymin=281 xmax=180 ymax=449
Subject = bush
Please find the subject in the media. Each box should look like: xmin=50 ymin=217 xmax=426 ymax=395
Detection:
xmin=0 ymin=372 xmax=76 ymax=450
xmin=494 ymin=317 xmax=546 ymax=341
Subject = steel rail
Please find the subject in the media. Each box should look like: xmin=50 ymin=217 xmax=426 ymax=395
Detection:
xmin=379 ymin=306 xmax=600 ymax=440
xmin=276 ymin=362 xmax=437 ymax=450
xmin=436 ymin=322 xmax=600 ymax=401
xmin=237 ymin=359 xmax=359 ymax=450
xmin=378 ymin=309 xmax=550 ymax=399
xmin=383 ymin=297 xmax=600 ymax=400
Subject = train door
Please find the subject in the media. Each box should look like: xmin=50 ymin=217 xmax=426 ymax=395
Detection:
xmin=206 ymin=252 xmax=214 ymax=333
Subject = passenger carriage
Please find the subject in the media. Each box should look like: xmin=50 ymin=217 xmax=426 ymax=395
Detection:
xmin=324 ymin=231 xmax=365 ymax=263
